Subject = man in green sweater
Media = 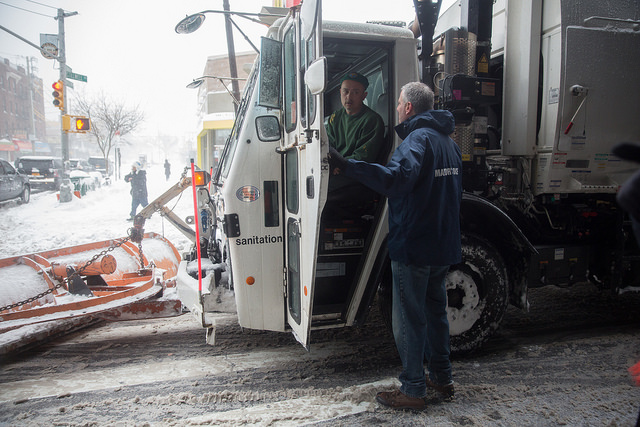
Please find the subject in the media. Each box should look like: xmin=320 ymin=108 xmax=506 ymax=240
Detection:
xmin=327 ymin=72 xmax=385 ymax=163
xmin=326 ymin=72 xmax=386 ymax=195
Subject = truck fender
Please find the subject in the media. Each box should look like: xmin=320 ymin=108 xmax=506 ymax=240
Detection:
xmin=460 ymin=192 xmax=537 ymax=310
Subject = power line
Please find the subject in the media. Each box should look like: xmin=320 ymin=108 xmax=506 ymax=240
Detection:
xmin=21 ymin=0 xmax=57 ymax=10
xmin=0 ymin=0 xmax=54 ymax=17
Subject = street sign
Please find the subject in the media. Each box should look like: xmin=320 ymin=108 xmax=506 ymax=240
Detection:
xmin=41 ymin=42 xmax=58 ymax=59
xmin=66 ymin=71 xmax=87 ymax=82
xmin=39 ymin=34 xmax=58 ymax=60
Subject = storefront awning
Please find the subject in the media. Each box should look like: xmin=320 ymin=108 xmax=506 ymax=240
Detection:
xmin=34 ymin=141 xmax=51 ymax=153
xmin=0 ymin=139 xmax=14 ymax=152
xmin=13 ymin=139 xmax=32 ymax=152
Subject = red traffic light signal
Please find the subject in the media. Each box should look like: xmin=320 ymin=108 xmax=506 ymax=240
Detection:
xmin=52 ymin=80 xmax=64 ymax=110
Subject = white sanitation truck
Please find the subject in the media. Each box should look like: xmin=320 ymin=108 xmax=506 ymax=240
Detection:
xmin=177 ymin=0 xmax=640 ymax=353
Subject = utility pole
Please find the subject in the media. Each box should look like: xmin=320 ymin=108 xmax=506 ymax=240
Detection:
xmin=56 ymin=8 xmax=77 ymax=161
xmin=223 ymin=0 xmax=241 ymax=115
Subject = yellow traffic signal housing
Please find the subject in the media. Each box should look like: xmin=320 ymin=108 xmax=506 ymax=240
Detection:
xmin=62 ymin=115 xmax=91 ymax=133
xmin=52 ymin=80 xmax=64 ymax=110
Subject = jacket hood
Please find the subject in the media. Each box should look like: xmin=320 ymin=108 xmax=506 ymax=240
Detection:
xmin=394 ymin=109 xmax=455 ymax=140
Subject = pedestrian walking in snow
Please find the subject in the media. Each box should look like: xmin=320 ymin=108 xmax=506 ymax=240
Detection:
xmin=164 ymin=159 xmax=171 ymax=181
xmin=124 ymin=161 xmax=148 ymax=220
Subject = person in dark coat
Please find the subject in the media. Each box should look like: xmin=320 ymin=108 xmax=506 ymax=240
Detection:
xmin=330 ymin=82 xmax=462 ymax=411
xmin=124 ymin=161 xmax=148 ymax=220
xmin=164 ymin=159 xmax=171 ymax=181
xmin=611 ymin=141 xmax=640 ymax=427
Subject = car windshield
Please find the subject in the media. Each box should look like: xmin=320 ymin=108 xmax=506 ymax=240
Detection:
xmin=1 ymin=161 xmax=16 ymax=174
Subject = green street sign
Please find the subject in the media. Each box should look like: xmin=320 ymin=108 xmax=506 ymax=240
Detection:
xmin=66 ymin=71 xmax=87 ymax=82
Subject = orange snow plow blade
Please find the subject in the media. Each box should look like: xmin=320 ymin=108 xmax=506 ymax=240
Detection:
xmin=0 ymin=233 xmax=183 ymax=353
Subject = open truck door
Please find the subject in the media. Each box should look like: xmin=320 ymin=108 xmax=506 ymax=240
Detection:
xmin=275 ymin=0 xmax=327 ymax=348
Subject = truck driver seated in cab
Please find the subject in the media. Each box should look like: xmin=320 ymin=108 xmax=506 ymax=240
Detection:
xmin=326 ymin=72 xmax=386 ymax=215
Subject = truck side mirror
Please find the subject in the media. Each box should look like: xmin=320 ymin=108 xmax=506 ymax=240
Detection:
xmin=256 ymin=116 xmax=281 ymax=142
xmin=304 ymin=57 xmax=327 ymax=95
xmin=300 ymin=0 xmax=319 ymax=40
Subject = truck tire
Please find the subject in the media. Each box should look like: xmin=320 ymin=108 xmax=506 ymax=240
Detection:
xmin=376 ymin=233 xmax=508 ymax=355
xmin=447 ymin=234 xmax=508 ymax=353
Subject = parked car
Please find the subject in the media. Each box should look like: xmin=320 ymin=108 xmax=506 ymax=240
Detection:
xmin=15 ymin=156 xmax=65 ymax=191
xmin=0 ymin=158 xmax=30 ymax=204
xmin=68 ymin=158 xmax=94 ymax=171
xmin=88 ymin=156 xmax=110 ymax=177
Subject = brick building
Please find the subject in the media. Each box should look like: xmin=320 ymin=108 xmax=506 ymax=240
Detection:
xmin=0 ymin=57 xmax=48 ymax=161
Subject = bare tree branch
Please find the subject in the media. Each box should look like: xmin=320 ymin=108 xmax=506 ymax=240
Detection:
xmin=73 ymin=92 xmax=144 ymax=174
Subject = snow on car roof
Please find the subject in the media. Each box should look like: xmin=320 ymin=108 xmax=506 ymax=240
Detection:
xmin=18 ymin=156 xmax=61 ymax=161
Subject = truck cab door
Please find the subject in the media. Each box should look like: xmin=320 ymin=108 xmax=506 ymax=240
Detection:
xmin=280 ymin=0 xmax=326 ymax=349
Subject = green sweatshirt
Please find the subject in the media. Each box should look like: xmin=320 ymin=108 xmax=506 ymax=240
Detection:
xmin=326 ymin=105 xmax=385 ymax=163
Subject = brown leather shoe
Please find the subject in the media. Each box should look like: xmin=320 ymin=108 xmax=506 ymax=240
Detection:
xmin=425 ymin=377 xmax=455 ymax=398
xmin=375 ymin=389 xmax=426 ymax=411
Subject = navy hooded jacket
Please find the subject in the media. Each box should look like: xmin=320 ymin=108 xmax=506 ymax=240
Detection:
xmin=343 ymin=109 xmax=462 ymax=266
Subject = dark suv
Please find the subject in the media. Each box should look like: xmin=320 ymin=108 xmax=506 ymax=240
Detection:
xmin=88 ymin=156 xmax=109 ymax=177
xmin=16 ymin=156 xmax=65 ymax=191
xmin=0 ymin=158 xmax=30 ymax=204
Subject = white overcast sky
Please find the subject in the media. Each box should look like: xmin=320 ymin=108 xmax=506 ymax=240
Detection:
xmin=0 ymin=0 xmax=456 ymax=139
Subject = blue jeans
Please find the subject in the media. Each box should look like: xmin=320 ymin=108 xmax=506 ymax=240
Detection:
xmin=130 ymin=196 xmax=148 ymax=218
xmin=391 ymin=261 xmax=452 ymax=398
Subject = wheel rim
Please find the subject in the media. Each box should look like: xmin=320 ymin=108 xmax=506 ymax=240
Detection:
xmin=446 ymin=267 xmax=483 ymax=336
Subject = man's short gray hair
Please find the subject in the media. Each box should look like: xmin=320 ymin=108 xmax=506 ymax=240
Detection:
xmin=401 ymin=82 xmax=434 ymax=114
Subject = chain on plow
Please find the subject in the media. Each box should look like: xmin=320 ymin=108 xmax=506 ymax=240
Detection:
xmin=0 ymin=236 xmax=145 ymax=313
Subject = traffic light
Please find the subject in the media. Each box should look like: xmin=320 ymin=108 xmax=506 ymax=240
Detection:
xmin=52 ymin=80 xmax=64 ymax=110
xmin=62 ymin=115 xmax=91 ymax=133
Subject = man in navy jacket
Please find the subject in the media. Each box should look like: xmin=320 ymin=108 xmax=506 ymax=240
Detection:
xmin=330 ymin=82 xmax=462 ymax=410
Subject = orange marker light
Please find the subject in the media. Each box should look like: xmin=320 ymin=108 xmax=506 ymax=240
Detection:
xmin=193 ymin=170 xmax=211 ymax=187
xmin=246 ymin=276 xmax=255 ymax=285
xmin=304 ymin=285 xmax=308 ymax=296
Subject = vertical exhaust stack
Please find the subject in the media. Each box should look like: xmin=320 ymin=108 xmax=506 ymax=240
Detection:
xmin=460 ymin=0 xmax=493 ymax=78
xmin=429 ymin=0 xmax=500 ymax=192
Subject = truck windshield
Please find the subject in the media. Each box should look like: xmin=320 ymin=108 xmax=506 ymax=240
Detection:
xmin=216 ymin=63 xmax=258 ymax=183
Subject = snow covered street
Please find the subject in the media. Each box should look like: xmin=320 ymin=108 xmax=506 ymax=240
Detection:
xmin=1 ymin=285 xmax=640 ymax=426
